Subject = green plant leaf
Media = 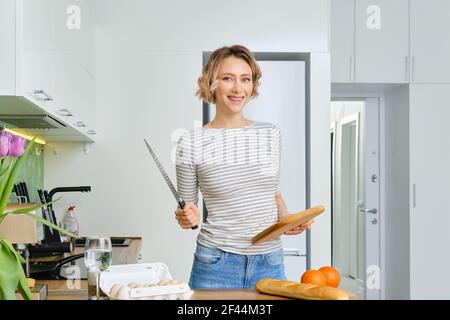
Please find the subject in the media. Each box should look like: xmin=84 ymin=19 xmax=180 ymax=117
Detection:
xmin=0 ymin=158 xmax=14 ymax=201
xmin=0 ymin=139 xmax=35 ymax=214
xmin=0 ymin=157 xmax=11 ymax=177
xmin=0 ymin=238 xmax=32 ymax=300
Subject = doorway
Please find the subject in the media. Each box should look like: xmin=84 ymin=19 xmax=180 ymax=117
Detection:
xmin=331 ymin=98 xmax=381 ymax=299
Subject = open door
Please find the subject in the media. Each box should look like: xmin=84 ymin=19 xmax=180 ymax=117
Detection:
xmin=331 ymin=98 xmax=381 ymax=299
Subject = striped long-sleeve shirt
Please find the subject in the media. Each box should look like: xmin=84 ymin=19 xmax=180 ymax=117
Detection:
xmin=175 ymin=121 xmax=282 ymax=255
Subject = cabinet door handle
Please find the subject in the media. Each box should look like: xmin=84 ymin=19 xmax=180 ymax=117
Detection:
xmin=350 ymin=56 xmax=354 ymax=81
xmin=413 ymin=183 xmax=416 ymax=208
xmin=57 ymin=108 xmax=73 ymax=117
xmin=411 ymin=56 xmax=415 ymax=82
xmin=405 ymin=56 xmax=409 ymax=82
xmin=74 ymin=121 xmax=86 ymax=127
xmin=33 ymin=90 xmax=53 ymax=101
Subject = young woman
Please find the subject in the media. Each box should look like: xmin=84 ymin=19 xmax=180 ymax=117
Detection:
xmin=175 ymin=45 xmax=314 ymax=289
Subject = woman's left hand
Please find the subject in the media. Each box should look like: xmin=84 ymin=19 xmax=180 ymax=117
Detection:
xmin=284 ymin=219 xmax=314 ymax=235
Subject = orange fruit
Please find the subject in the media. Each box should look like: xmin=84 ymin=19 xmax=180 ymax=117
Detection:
xmin=300 ymin=270 xmax=327 ymax=286
xmin=319 ymin=266 xmax=341 ymax=288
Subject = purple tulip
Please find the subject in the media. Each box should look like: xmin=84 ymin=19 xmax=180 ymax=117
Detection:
xmin=0 ymin=131 xmax=11 ymax=157
xmin=9 ymin=136 xmax=26 ymax=157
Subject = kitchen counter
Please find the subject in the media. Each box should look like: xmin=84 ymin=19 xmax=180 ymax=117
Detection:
xmin=37 ymin=280 xmax=291 ymax=300
xmin=39 ymin=285 xmax=359 ymax=300
xmin=38 ymin=279 xmax=359 ymax=300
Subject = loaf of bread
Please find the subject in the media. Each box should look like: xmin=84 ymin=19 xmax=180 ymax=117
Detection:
xmin=255 ymin=278 xmax=349 ymax=300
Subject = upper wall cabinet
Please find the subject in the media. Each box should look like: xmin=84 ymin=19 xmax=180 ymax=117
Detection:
xmin=331 ymin=0 xmax=355 ymax=83
xmin=355 ymin=0 xmax=409 ymax=83
xmin=331 ymin=0 xmax=409 ymax=83
xmin=0 ymin=0 xmax=96 ymax=141
xmin=410 ymin=0 xmax=450 ymax=83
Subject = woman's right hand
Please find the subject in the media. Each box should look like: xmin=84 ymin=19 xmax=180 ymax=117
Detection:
xmin=175 ymin=202 xmax=200 ymax=229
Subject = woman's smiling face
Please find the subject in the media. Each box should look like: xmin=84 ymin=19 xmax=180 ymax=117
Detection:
xmin=214 ymin=56 xmax=254 ymax=114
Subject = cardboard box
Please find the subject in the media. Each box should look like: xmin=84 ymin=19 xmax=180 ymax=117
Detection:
xmin=16 ymin=284 xmax=48 ymax=300
xmin=100 ymin=263 xmax=192 ymax=300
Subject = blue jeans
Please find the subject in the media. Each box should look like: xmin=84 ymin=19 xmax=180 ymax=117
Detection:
xmin=189 ymin=243 xmax=287 ymax=289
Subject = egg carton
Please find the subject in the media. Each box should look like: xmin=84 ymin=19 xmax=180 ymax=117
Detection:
xmin=99 ymin=262 xmax=193 ymax=300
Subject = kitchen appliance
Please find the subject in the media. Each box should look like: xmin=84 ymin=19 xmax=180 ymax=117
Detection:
xmin=0 ymin=114 xmax=66 ymax=129
xmin=27 ymin=186 xmax=90 ymax=255
xmin=143 ymin=138 xmax=198 ymax=230
xmin=26 ymin=186 xmax=92 ymax=279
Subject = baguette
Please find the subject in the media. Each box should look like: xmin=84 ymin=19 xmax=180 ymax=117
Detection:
xmin=255 ymin=278 xmax=349 ymax=300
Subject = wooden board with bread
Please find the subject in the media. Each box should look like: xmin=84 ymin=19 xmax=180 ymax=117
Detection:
xmin=251 ymin=205 xmax=325 ymax=245
xmin=255 ymin=278 xmax=350 ymax=300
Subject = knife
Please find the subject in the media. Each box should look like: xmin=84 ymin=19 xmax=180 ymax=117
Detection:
xmin=38 ymin=189 xmax=53 ymax=235
xmin=143 ymin=138 xmax=198 ymax=230
xmin=43 ymin=190 xmax=56 ymax=225
xmin=21 ymin=182 xmax=30 ymax=203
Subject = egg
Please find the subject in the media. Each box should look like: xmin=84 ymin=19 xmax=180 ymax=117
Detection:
xmin=128 ymin=282 xmax=138 ymax=289
xmin=157 ymin=280 xmax=169 ymax=286
xmin=166 ymin=279 xmax=180 ymax=285
xmin=117 ymin=285 xmax=131 ymax=299
xmin=109 ymin=284 xmax=122 ymax=297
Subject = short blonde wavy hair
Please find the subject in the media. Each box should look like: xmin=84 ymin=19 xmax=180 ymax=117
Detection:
xmin=196 ymin=45 xmax=262 ymax=104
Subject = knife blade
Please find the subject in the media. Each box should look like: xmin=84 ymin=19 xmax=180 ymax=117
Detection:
xmin=143 ymin=138 xmax=198 ymax=230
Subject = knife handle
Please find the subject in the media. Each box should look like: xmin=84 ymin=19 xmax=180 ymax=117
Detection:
xmin=178 ymin=199 xmax=198 ymax=230
xmin=37 ymin=189 xmax=45 ymax=204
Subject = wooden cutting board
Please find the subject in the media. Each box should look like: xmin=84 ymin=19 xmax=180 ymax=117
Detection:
xmin=251 ymin=205 xmax=325 ymax=245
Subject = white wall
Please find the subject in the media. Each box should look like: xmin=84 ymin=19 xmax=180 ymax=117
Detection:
xmin=44 ymin=0 xmax=331 ymax=280
xmin=384 ymin=85 xmax=410 ymax=299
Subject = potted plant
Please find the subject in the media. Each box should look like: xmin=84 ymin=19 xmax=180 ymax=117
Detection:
xmin=0 ymin=129 xmax=78 ymax=300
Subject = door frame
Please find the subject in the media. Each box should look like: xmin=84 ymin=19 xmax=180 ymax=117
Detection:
xmin=331 ymin=92 xmax=386 ymax=300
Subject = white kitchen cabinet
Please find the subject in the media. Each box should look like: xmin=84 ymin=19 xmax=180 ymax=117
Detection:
xmin=410 ymin=0 xmax=450 ymax=83
xmin=20 ymin=50 xmax=55 ymax=111
xmin=0 ymin=0 xmax=17 ymax=94
xmin=52 ymin=51 xmax=95 ymax=131
xmin=355 ymin=0 xmax=409 ymax=83
xmin=53 ymin=0 xmax=94 ymax=52
xmin=409 ymin=84 xmax=450 ymax=298
xmin=331 ymin=0 xmax=409 ymax=83
xmin=0 ymin=0 xmax=96 ymax=141
xmin=331 ymin=0 xmax=355 ymax=83
xmin=21 ymin=0 xmax=54 ymax=50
